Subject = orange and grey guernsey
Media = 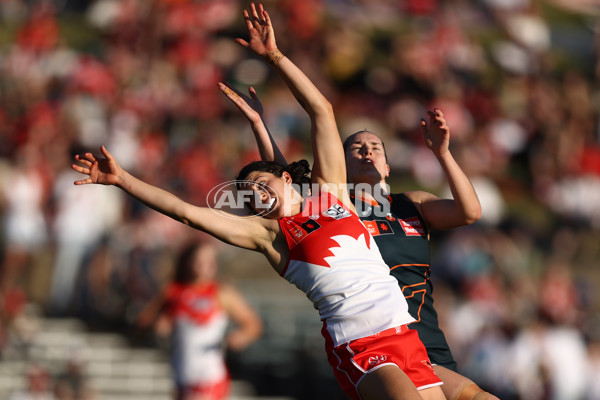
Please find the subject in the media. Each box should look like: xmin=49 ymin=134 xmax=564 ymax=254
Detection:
xmin=352 ymin=193 xmax=458 ymax=371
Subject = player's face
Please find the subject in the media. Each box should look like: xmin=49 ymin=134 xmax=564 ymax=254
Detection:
xmin=242 ymin=171 xmax=300 ymax=218
xmin=345 ymin=132 xmax=390 ymax=185
xmin=192 ymin=245 xmax=217 ymax=282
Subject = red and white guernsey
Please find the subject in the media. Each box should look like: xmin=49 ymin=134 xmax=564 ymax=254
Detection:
xmin=164 ymin=282 xmax=229 ymax=387
xmin=278 ymin=192 xmax=415 ymax=347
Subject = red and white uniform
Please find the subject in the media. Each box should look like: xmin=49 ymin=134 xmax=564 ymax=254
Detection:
xmin=278 ymin=192 xmax=415 ymax=346
xmin=164 ymin=282 xmax=230 ymax=397
xmin=278 ymin=192 xmax=441 ymax=398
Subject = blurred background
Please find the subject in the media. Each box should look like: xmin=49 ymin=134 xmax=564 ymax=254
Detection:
xmin=1 ymin=0 xmax=600 ymax=399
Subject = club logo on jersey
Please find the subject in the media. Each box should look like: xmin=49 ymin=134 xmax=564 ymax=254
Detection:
xmin=368 ymin=355 xmax=388 ymax=365
xmin=399 ymin=217 xmax=425 ymax=237
xmin=362 ymin=220 xmax=394 ymax=236
xmin=302 ymin=219 xmax=321 ymax=233
xmin=289 ymin=225 xmax=306 ymax=241
xmin=324 ymin=203 xmax=351 ymax=220
xmin=288 ymin=218 xmax=322 ymax=243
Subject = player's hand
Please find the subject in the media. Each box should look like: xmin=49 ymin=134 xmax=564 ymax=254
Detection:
xmin=218 ymin=82 xmax=263 ymax=123
xmin=72 ymin=146 xmax=123 ymax=186
xmin=420 ymin=108 xmax=450 ymax=157
xmin=236 ymin=3 xmax=277 ymax=57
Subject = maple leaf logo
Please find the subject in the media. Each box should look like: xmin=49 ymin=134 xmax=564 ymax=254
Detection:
xmin=322 ymin=233 xmax=377 ymax=268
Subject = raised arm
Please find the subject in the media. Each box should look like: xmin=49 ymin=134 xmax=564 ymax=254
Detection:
xmin=406 ymin=109 xmax=482 ymax=230
xmin=71 ymin=146 xmax=274 ymax=251
xmin=218 ymin=82 xmax=287 ymax=165
xmin=236 ymin=3 xmax=348 ymax=203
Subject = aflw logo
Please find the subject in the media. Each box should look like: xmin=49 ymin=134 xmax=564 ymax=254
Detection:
xmin=205 ymin=181 xmax=394 ymax=219
xmin=206 ymin=180 xmax=277 ymax=219
xmin=324 ymin=204 xmax=351 ymax=220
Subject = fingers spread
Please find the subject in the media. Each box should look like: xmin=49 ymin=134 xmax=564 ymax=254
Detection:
xmin=250 ymin=3 xmax=260 ymax=24
xmin=263 ymin=10 xmax=272 ymax=26
xmin=243 ymin=10 xmax=253 ymax=30
xmin=236 ymin=39 xmax=250 ymax=51
xmin=74 ymin=178 xmax=91 ymax=186
xmin=100 ymin=145 xmax=113 ymax=160
xmin=259 ymin=4 xmax=268 ymax=23
xmin=74 ymin=155 xmax=92 ymax=167
xmin=71 ymin=164 xmax=90 ymax=174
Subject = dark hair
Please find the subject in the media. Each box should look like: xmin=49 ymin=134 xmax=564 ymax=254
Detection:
xmin=342 ymin=130 xmax=388 ymax=161
xmin=173 ymin=242 xmax=200 ymax=284
xmin=235 ymin=160 xmax=312 ymax=211
xmin=236 ymin=160 xmax=311 ymax=188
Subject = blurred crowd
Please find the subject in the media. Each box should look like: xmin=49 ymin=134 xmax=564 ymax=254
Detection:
xmin=1 ymin=0 xmax=600 ymax=399
xmin=7 ymin=360 xmax=94 ymax=400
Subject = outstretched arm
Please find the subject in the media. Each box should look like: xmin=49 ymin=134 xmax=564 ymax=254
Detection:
xmin=71 ymin=146 xmax=273 ymax=250
xmin=236 ymin=3 xmax=348 ymax=204
xmin=406 ymin=109 xmax=482 ymax=229
xmin=218 ymin=82 xmax=287 ymax=165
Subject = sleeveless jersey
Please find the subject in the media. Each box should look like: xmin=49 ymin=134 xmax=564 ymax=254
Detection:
xmin=278 ymin=191 xmax=415 ymax=347
xmin=164 ymin=282 xmax=229 ymax=386
xmin=353 ymin=192 xmax=457 ymax=370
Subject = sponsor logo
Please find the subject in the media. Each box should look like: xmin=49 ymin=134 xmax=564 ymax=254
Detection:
xmin=399 ymin=217 xmax=425 ymax=236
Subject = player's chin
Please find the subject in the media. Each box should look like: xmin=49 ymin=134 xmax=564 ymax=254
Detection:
xmin=255 ymin=199 xmax=279 ymax=219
